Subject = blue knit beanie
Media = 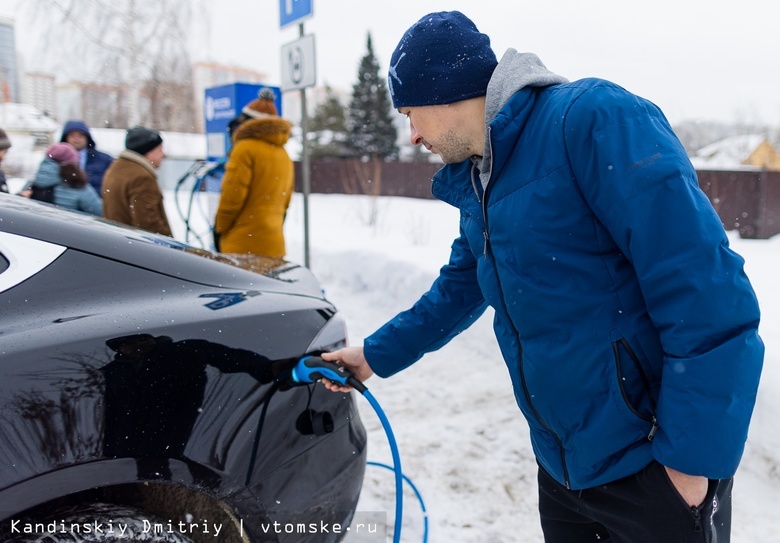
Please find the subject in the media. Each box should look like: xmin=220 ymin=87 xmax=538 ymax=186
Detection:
xmin=388 ymin=11 xmax=498 ymax=108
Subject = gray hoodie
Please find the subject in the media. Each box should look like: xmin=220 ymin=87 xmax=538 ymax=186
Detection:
xmin=477 ymin=49 xmax=568 ymax=190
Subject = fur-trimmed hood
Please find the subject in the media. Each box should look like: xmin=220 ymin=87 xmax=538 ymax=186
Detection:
xmin=232 ymin=117 xmax=292 ymax=147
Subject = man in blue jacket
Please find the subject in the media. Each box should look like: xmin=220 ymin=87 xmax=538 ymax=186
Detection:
xmin=322 ymin=11 xmax=764 ymax=542
xmin=60 ymin=120 xmax=114 ymax=196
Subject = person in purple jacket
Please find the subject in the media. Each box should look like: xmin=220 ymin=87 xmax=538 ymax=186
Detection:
xmin=321 ymin=11 xmax=763 ymax=543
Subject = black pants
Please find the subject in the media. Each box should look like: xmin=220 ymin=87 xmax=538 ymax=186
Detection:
xmin=538 ymin=461 xmax=732 ymax=543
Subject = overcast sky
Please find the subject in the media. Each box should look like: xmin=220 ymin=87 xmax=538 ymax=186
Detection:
xmin=2 ymin=0 xmax=779 ymax=126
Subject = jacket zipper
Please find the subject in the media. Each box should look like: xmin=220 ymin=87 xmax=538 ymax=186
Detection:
xmin=479 ymin=132 xmax=491 ymax=259
xmin=477 ymin=132 xmax=571 ymax=488
xmin=466 ymin=153 xmax=489 ymax=257
xmin=612 ymin=338 xmax=659 ymax=440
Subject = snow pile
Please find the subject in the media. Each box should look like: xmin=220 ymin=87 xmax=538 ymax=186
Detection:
xmin=0 ymin=103 xmax=59 ymax=132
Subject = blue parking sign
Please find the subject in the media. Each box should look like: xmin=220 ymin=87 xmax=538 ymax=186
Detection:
xmin=279 ymin=0 xmax=313 ymax=28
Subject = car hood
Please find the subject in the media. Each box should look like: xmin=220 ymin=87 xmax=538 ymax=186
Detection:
xmin=0 ymin=194 xmax=324 ymax=298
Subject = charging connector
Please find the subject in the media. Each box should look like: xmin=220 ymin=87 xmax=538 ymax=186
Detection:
xmin=290 ymin=355 xmax=410 ymax=543
xmin=291 ymin=355 xmax=367 ymax=392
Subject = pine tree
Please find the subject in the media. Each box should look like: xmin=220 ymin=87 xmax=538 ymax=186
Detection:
xmin=347 ymin=33 xmax=398 ymax=160
xmin=309 ymin=85 xmax=350 ymax=159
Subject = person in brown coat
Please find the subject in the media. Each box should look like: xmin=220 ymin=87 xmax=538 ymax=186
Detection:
xmin=102 ymin=126 xmax=172 ymax=236
xmin=214 ymin=88 xmax=294 ymax=257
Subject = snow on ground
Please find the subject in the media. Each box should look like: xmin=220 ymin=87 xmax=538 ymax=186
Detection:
xmin=2 ymin=177 xmax=775 ymax=541
xmin=169 ymin=190 xmax=778 ymax=542
xmin=271 ymin=193 xmax=776 ymax=542
xmin=5 ymin=112 xmax=776 ymax=538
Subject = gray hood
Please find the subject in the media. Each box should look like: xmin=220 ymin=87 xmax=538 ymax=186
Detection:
xmin=477 ymin=49 xmax=568 ymax=190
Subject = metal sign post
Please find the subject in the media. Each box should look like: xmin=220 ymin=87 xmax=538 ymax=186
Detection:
xmin=279 ymin=0 xmax=315 ymax=268
xmin=298 ymin=24 xmax=312 ymax=269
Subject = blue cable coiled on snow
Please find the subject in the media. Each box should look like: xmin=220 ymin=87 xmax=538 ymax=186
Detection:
xmin=291 ymin=356 xmax=428 ymax=543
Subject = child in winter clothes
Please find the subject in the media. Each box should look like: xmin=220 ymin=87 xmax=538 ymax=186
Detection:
xmin=31 ymin=142 xmax=103 ymax=216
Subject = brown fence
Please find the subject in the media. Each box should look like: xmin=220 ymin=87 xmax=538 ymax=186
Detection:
xmin=697 ymin=170 xmax=780 ymax=239
xmin=294 ymin=159 xmax=443 ymax=200
xmin=294 ymin=160 xmax=780 ymax=240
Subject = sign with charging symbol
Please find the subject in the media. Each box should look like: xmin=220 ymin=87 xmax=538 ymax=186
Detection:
xmin=281 ymin=34 xmax=316 ymax=91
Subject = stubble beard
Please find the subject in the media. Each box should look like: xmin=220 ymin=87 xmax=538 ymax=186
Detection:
xmin=434 ymin=129 xmax=475 ymax=164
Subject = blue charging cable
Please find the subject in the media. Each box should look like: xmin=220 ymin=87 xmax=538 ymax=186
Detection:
xmin=367 ymin=461 xmax=429 ymax=543
xmin=291 ymin=355 xmax=426 ymax=543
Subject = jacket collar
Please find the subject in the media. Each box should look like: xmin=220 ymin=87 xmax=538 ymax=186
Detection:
xmin=432 ymin=160 xmax=476 ymax=210
xmin=478 ymin=49 xmax=568 ymax=191
xmin=432 ymin=89 xmax=539 ymax=210
xmin=484 ymin=89 xmax=537 ymax=185
xmin=119 ymin=149 xmax=157 ymax=178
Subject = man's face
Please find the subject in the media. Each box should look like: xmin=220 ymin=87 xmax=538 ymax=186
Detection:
xmin=146 ymin=144 xmax=165 ymax=169
xmin=398 ymin=104 xmax=474 ymax=164
xmin=65 ymin=131 xmax=88 ymax=151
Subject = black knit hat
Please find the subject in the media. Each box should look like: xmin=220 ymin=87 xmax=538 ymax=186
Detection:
xmin=388 ymin=11 xmax=498 ymax=108
xmin=125 ymin=126 xmax=163 ymax=155
xmin=0 ymin=128 xmax=11 ymax=151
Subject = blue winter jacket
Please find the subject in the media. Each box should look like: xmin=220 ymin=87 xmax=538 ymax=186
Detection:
xmin=60 ymin=120 xmax=114 ymax=194
xmin=33 ymin=158 xmax=103 ymax=216
xmin=365 ymin=76 xmax=763 ymax=490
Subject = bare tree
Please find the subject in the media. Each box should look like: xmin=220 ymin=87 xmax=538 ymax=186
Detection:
xmin=24 ymin=0 xmax=207 ymax=129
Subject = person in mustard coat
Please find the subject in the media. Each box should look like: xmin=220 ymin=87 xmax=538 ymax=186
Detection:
xmin=214 ymin=88 xmax=294 ymax=258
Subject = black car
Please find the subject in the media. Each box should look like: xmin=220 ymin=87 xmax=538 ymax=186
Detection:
xmin=0 ymin=194 xmax=367 ymax=542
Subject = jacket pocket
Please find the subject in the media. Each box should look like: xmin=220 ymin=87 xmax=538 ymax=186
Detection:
xmin=611 ymin=336 xmax=659 ymax=441
xmin=656 ymin=461 xmax=720 ymax=534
